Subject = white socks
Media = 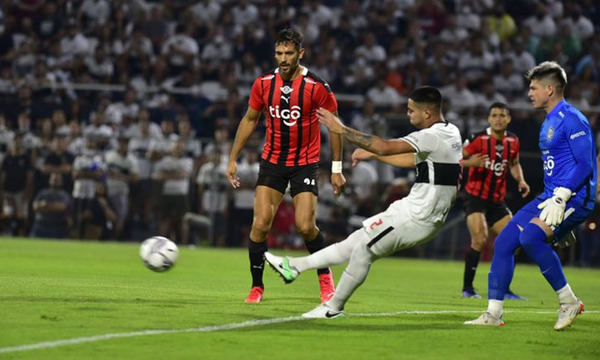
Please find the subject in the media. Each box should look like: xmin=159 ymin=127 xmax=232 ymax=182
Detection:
xmin=556 ymin=284 xmax=577 ymax=304
xmin=487 ymin=300 xmax=504 ymax=319
xmin=289 ymin=230 xmax=363 ymax=273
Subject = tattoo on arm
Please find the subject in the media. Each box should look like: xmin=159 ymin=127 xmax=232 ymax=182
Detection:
xmin=343 ymin=127 xmax=374 ymax=150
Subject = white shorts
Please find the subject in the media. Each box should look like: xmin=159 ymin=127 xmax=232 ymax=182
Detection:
xmin=361 ymin=200 xmax=441 ymax=257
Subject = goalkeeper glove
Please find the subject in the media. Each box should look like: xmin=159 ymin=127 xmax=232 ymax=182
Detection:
xmin=537 ymin=187 xmax=574 ymax=227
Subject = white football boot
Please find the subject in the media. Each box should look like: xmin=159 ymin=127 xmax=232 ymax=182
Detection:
xmin=302 ymin=303 xmax=345 ymax=319
xmin=554 ymin=299 xmax=584 ymax=330
xmin=464 ymin=312 xmax=505 ymax=326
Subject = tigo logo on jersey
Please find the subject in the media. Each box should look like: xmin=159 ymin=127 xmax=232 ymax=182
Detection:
xmin=484 ymin=159 xmax=508 ymax=176
xmin=269 ymin=105 xmax=301 ymax=126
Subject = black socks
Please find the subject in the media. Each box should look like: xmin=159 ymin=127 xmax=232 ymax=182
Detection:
xmin=249 ymin=240 xmax=268 ymax=288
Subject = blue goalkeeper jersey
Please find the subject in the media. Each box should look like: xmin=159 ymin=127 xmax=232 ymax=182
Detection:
xmin=539 ymin=99 xmax=597 ymax=209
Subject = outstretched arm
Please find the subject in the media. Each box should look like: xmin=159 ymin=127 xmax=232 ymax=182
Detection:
xmin=352 ymin=148 xmax=416 ymax=168
xmin=317 ymin=108 xmax=415 ymax=155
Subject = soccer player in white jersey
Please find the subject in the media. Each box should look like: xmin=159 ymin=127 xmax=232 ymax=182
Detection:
xmin=264 ymin=86 xmax=463 ymax=318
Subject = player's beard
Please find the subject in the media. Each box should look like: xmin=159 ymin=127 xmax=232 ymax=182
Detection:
xmin=279 ymin=62 xmax=297 ymax=79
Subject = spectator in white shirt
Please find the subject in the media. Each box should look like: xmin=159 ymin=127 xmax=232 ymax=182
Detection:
xmin=196 ymin=149 xmax=230 ymax=246
xmin=438 ymin=14 xmax=469 ymax=44
xmin=105 ymin=87 xmax=140 ymax=127
xmin=160 ymin=24 xmax=199 ymax=77
xmin=104 ymin=136 xmax=137 ymax=239
xmin=354 ymin=32 xmax=386 ymax=64
xmin=78 ymin=0 xmax=111 ymax=31
xmin=189 ymin=0 xmax=222 ymax=26
xmin=60 ymin=22 xmax=92 ymax=58
xmin=200 ymin=28 xmax=233 ymax=70
xmin=153 ymin=139 xmax=194 ymax=243
xmin=231 ymin=0 xmax=259 ymax=28
xmin=475 ymin=81 xmax=507 ymax=108
xmin=493 ymin=58 xmax=525 ymax=101
xmin=560 ymin=4 xmax=594 ymax=41
xmin=523 ymin=4 xmax=556 ymax=39
xmin=121 ymin=26 xmax=154 ymax=77
xmin=304 ymin=0 xmax=335 ymax=28
xmin=83 ymin=46 xmax=113 ymax=83
xmin=226 ymin=147 xmax=259 ymax=247
xmin=128 ymin=109 xmax=157 ymax=226
xmin=72 ymin=137 xmax=104 ymax=238
xmin=457 ymin=37 xmax=496 ymax=89
xmin=366 ymin=78 xmax=404 ymax=110
xmin=506 ymin=38 xmax=536 ymax=77
xmin=440 ymin=76 xmax=477 ymax=112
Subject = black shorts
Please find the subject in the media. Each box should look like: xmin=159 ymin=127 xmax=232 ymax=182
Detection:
xmin=256 ymin=159 xmax=319 ymax=197
xmin=462 ymin=192 xmax=512 ymax=227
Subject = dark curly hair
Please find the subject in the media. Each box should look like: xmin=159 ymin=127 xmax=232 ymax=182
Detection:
xmin=275 ymin=28 xmax=304 ymax=51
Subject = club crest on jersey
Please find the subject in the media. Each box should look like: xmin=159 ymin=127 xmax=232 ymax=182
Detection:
xmin=280 ymin=85 xmax=294 ymax=94
xmin=495 ymin=144 xmax=504 ymax=158
xmin=547 ymin=127 xmax=554 ymax=140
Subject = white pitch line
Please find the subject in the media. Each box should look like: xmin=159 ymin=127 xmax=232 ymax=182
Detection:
xmin=1 ymin=310 xmax=598 ymax=355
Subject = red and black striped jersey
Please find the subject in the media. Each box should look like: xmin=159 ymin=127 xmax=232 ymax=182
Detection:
xmin=249 ymin=66 xmax=337 ymax=166
xmin=463 ymin=128 xmax=520 ymax=203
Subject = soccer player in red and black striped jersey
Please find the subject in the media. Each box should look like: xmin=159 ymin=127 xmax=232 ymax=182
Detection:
xmin=226 ymin=29 xmax=346 ymax=304
xmin=461 ymin=102 xmax=530 ymax=299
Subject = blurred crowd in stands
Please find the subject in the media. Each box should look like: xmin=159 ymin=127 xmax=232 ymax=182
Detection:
xmin=0 ymin=0 xmax=599 ymax=266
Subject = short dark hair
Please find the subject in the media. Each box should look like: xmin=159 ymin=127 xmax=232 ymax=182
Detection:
xmin=408 ymin=86 xmax=442 ymax=109
xmin=275 ymin=28 xmax=304 ymax=51
xmin=525 ymin=61 xmax=567 ymax=93
xmin=488 ymin=102 xmax=510 ymax=114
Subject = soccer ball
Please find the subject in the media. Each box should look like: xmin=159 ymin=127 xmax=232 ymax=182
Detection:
xmin=139 ymin=236 xmax=179 ymax=272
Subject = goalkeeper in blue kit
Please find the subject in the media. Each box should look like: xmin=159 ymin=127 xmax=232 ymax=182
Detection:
xmin=465 ymin=61 xmax=597 ymax=330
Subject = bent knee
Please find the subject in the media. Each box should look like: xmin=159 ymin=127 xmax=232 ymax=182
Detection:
xmin=470 ymin=235 xmax=487 ymax=250
xmin=295 ymin=222 xmax=317 ymax=239
xmin=252 ymin=216 xmax=272 ymax=235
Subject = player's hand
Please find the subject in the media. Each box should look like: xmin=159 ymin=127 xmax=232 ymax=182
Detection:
xmin=316 ymin=108 xmax=344 ymax=134
xmin=537 ymin=187 xmax=573 ymax=227
xmin=351 ymin=149 xmax=374 ymax=167
xmin=331 ymin=173 xmax=346 ymax=197
xmin=465 ymin=154 xmax=488 ymax=167
xmin=226 ymin=161 xmax=240 ymax=189
xmin=518 ymin=181 xmax=530 ymax=198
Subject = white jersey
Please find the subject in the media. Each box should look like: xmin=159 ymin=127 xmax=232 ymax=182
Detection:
xmin=148 ymin=133 xmax=178 ymax=158
xmin=391 ymin=122 xmax=462 ymax=225
xmin=72 ymin=150 xmax=105 ymax=199
xmin=196 ymin=160 xmax=229 ymax=213
xmin=153 ymin=156 xmax=194 ymax=195
xmin=105 ymin=150 xmax=138 ymax=196
xmin=128 ymin=136 xmax=153 ymax=179
xmin=233 ymin=159 xmax=259 ymax=209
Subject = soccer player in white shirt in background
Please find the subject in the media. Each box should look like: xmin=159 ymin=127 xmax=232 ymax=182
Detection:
xmin=265 ymin=86 xmax=463 ymax=318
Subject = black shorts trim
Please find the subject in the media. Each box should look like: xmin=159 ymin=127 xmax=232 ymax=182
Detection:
xmin=256 ymin=159 xmax=319 ymax=197
xmin=367 ymin=226 xmax=394 ymax=248
xmin=462 ymin=192 xmax=511 ymax=227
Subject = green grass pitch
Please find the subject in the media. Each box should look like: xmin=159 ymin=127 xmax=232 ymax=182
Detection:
xmin=1 ymin=237 xmax=599 ymax=360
